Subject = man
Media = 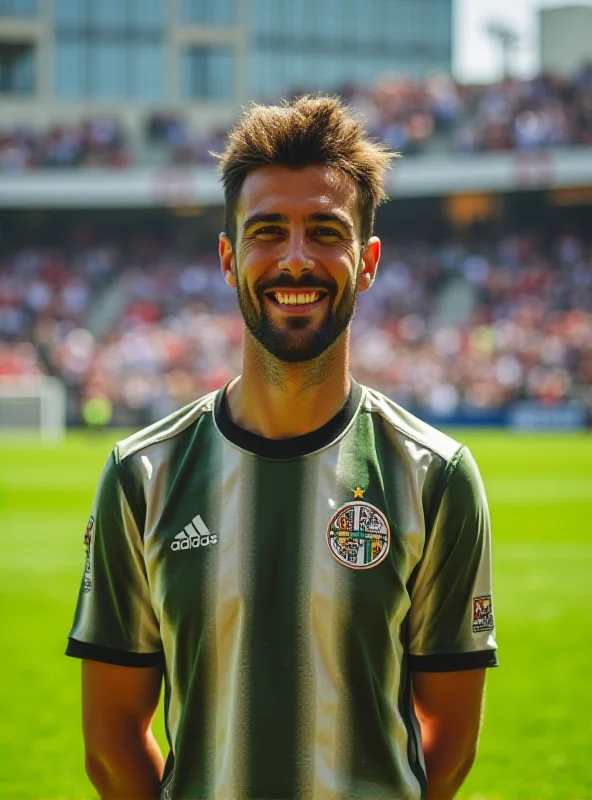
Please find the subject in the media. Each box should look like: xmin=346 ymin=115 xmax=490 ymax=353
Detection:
xmin=67 ymin=96 xmax=497 ymax=800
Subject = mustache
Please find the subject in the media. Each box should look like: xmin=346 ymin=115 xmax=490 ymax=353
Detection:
xmin=255 ymin=274 xmax=337 ymax=294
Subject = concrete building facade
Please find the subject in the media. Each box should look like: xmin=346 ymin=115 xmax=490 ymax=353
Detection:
xmin=539 ymin=5 xmax=592 ymax=78
xmin=0 ymin=0 xmax=452 ymax=131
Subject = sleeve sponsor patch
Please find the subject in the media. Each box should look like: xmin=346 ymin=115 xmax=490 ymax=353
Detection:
xmin=83 ymin=515 xmax=94 ymax=593
xmin=472 ymin=595 xmax=494 ymax=633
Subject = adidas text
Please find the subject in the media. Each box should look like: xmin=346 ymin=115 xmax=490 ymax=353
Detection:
xmin=171 ymin=534 xmax=218 ymax=550
xmin=171 ymin=515 xmax=217 ymax=551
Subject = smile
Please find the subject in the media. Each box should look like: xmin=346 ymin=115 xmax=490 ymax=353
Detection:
xmin=266 ymin=290 xmax=328 ymax=307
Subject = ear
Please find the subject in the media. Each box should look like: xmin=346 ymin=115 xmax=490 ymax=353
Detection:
xmin=219 ymin=233 xmax=237 ymax=288
xmin=357 ymin=236 xmax=381 ymax=293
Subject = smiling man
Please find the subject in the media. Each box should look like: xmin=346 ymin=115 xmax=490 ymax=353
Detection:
xmin=230 ymin=168 xmax=361 ymax=366
xmin=67 ymin=96 xmax=497 ymax=800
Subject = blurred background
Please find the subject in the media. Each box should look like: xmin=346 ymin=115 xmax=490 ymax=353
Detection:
xmin=0 ymin=2 xmax=591 ymax=799
xmin=0 ymin=0 xmax=590 ymax=434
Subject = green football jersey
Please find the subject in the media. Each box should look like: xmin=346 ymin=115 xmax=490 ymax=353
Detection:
xmin=67 ymin=380 xmax=497 ymax=800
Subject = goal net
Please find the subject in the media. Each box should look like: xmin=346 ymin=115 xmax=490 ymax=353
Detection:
xmin=0 ymin=377 xmax=67 ymax=442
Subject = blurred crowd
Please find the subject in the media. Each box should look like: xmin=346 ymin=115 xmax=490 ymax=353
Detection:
xmin=0 ymin=241 xmax=120 ymax=395
xmin=152 ymin=65 xmax=592 ymax=159
xmin=453 ymin=66 xmax=592 ymax=152
xmin=2 ymin=66 xmax=591 ymax=172
xmin=143 ymin=65 xmax=592 ymax=159
xmin=2 ymin=229 xmax=591 ymax=426
xmin=0 ymin=117 xmax=130 ymax=171
xmin=351 ymin=235 xmax=592 ymax=414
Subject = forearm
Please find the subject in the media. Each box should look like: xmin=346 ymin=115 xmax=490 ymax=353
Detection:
xmin=85 ymin=728 xmax=164 ymax=799
xmin=412 ymin=669 xmax=486 ymax=800
xmin=422 ymin=735 xmax=476 ymax=800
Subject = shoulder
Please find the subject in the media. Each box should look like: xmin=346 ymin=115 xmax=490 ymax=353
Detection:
xmin=358 ymin=386 xmax=486 ymax=537
xmin=360 ymin=384 xmax=463 ymax=464
xmin=114 ymin=390 xmax=218 ymax=465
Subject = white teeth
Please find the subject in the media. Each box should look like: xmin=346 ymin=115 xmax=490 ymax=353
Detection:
xmin=273 ymin=291 xmax=319 ymax=306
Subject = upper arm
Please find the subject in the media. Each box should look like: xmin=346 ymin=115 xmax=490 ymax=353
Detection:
xmin=68 ymin=451 xmax=164 ymax=755
xmin=82 ymin=660 xmax=163 ymax=753
xmin=411 ymin=668 xmax=486 ymax=752
xmin=409 ymin=447 xmax=498 ymax=672
xmin=67 ymin=451 xmax=162 ymax=660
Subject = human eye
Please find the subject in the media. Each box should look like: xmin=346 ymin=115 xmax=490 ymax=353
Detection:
xmin=312 ymin=226 xmax=342 ymax=239
xmin=253 ymin=225 xmax=285 ymax=240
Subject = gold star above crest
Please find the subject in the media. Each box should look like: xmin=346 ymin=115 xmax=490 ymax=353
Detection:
xmin=353 ymin=487 xmax=365 ymax=499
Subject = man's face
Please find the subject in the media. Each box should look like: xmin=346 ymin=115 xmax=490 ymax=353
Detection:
xmin=219 ymin=165 xmax=380 ymax=363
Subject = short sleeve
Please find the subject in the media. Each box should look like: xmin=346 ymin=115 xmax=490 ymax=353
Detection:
xmin=66 ymin=451 xmax=163 ymax=667
xmin=408 ymin=446 xmax=498 ymax=672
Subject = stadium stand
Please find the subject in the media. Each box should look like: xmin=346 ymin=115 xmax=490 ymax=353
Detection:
xmin=2 ymin=229 xmax=590 ymax=427
xmin=0 ymin=117 xmax=130 ymax=171
xmin=2 ymin=67 xmax=591 ymax=172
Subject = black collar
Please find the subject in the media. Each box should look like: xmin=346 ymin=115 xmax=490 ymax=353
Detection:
xmin=214 ymin=378 xmax=363 ymax=459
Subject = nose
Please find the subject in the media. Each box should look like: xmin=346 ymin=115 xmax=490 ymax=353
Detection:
xmin=278 ymin=231 xmax=314 ymax=278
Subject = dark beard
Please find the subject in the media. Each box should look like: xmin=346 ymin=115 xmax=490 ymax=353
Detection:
xmin=237 ymin=272 xmax=357 ymax=363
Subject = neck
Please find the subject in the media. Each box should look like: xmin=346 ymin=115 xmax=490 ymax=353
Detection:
xmin=226 ymin=331 xmax=351 ymax=439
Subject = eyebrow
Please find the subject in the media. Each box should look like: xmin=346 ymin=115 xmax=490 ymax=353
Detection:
xmin=242 ymin=213 xmax=288 ymax=231
xmin=242 ymin=211 xmax=354 ymax=235
xmin=306 ymin=212 xmax=355 ymax=235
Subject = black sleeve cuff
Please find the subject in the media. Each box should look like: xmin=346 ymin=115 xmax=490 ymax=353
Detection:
xmin=66 ymin=638 xmax=165 ymax=668
xmin=409 ymin=649 xmax=498 ymax=672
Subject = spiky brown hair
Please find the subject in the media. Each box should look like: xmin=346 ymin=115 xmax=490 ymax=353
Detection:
xmin=216 ymin=95 xmax=396 ymax=246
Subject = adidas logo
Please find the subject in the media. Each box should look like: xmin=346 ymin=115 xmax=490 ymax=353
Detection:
xmin=171 ymin=515 xmax=217 ymax=551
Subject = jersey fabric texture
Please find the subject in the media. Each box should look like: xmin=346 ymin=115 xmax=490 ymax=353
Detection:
xmin=67 ymin=380 xmax=498 ymax=800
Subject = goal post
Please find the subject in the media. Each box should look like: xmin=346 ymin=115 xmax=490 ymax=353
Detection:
xmin=0 ymin=377 xmax=67 ymax=443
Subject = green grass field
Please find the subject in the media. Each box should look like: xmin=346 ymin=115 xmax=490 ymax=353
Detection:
xmin=1 ymin=430 xmax=591 ymax=799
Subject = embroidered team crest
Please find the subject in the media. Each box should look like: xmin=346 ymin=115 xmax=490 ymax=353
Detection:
xmin=472 ymin=595 xmax=494 ymax=633
xmin=327 ymin=501 xmax=390 ymax=569
xmin=83 ymin=515 xmax=94 ymax=593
